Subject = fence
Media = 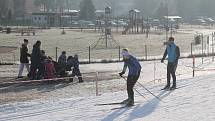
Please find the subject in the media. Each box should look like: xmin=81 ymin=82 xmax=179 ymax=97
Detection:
xmin=0 ymin=46 xmax=19 ymax=64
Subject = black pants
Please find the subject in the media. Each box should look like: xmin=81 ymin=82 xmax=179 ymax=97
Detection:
xmin=127 ymin=71 xmax=140 ymax=101
xmin=70 ymin=69 xmax=83 ymax=82
xmin=167 ymin=62 xmax=178 ymax=87
xmin=28 ymin=63 xmax=43 ymax=80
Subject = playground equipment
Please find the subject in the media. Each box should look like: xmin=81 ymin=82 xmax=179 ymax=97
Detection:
xmin=90 ymin=7 xmax=119 ymax=49
xmin=122 ymin=9 xmax=145 ymax=35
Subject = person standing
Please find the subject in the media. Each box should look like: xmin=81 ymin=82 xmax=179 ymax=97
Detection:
xmin=18 ymin=39 xmax=31 ymax=78
xmin=119 ymin=49 xmax=142 ymax=107
xmin=28 ymin=40 xmax=42 ymax=80
xmin=69 ymin=54 xmax=83 ymax=83
xmin=161 ymin=37 xmax=180 ymax=90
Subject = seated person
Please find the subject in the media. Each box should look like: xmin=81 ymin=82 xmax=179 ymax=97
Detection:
xmin=66 ymin=56 xmax=74 ymax=71
xmin=44 ymin=57 xmax=56 ymax=79
xmin=57 ymin=51 xmax=67 ymax=77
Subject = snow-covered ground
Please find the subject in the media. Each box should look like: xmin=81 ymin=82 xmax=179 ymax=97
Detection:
xmin=1 ymin=71 xmax=215 ymax=121
xmin=1 ymin=57 xmax=215 ymax=121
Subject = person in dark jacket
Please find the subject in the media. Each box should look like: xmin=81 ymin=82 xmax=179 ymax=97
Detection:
xmin=58 ymin=51 xmax=67 ymax=66
xmin=66 ymin=56 xmax=74 ymax=71
xmin=161 ymin=37 xmax=180 ymax=90
xmin=28 ymin=40 xmax=42 ymax=80
xmin=119 ymin=48 xmax=142 ymax=107
xmin=18 ymin=39 xmax=31 ymax=78
xmin=57 ymin=51 xmax=67 ymax=77
xmin=69 ymin=54 xmax=83 ymax=83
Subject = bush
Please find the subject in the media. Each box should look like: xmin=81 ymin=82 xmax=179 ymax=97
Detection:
xmin=6 ymin=27 xmax=11 ymax=34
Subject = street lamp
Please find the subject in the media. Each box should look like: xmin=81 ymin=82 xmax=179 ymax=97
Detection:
xmin=165 ymin=0 xmax=169 ymax=41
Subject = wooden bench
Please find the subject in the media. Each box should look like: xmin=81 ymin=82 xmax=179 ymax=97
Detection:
xmin=20 ymin=29 xmax=36 ymax=36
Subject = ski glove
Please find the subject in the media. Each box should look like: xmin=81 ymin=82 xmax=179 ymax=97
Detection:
xmin=119 ymin=71 xmax=125 ymax=77
xmin=161 ymin=59 xmax=164 ymax=63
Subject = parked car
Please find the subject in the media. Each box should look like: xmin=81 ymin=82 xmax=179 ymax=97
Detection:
xmin=191 ymin=19 xmax=206 ymax=25
xmin=78 ymin=20 xmax=95 ymax=28
xmin=70 ymin=21 xmax=79 ymax=27
xmin=117 ymin=20 xmax=128 ymax=27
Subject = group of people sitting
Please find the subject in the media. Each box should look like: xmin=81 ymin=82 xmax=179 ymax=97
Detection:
xmin=18 ymin=39 xmax=83 ymax=83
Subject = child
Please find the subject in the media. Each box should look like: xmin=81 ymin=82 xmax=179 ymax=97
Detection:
xmin=69 ymin=54 xmax=83 ymax=83
xmin=44 ymin=57 xmax=56 ymax=79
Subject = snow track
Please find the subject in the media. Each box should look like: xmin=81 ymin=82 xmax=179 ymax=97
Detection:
xmin=1 ymin=74 xmax=215 ymax=121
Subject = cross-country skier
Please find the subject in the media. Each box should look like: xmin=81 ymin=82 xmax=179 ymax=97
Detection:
xmin=161 ymin=37 xmax=180 ymax=90
xmin=119 ymin=48 xmax=142 ymax=107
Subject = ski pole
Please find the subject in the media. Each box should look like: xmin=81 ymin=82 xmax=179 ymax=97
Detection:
xmin=121 ymin=76 xmax=164 ymax=102
xmin=136 ymin=81 xmax=164 ymax=102
xmin=119 ymin=75 xmax=147 ymax=99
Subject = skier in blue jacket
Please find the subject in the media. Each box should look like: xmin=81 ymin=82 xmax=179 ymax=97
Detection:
xmin=161 ymin=37 xmax=180 ymax=90
xmin=119 ymin=48 xmax=142 ymax=106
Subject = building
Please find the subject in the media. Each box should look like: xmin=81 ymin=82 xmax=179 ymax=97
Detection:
xmin=0 ymin=0 xmax=38 ymax=21
xmin=32 ymin=10 xmax=79 ymax=27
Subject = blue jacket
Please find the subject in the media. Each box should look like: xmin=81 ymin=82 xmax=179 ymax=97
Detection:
xmin=167 ymin=43 xmax=177 ymax=62
xmin=162 ymin=42 xmax=180 ymax=63
xmin=123 ymin=55 xmax=142 ymax=76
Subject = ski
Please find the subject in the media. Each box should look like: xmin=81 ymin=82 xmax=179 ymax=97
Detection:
xmin=111 ymin=105 xmax=135 ymax=110
xmin=161 ymin=86 xmax=183 ymax=91
xmin=95 ymin=102 xmax=124 ymax=106
xmin=95 ymin=101 xmax=142 ymax=106
xmin=161 ymin=88 xmax=176 ymax=91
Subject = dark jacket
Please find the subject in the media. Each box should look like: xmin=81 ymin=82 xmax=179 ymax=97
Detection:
xmin=20 ymin=44 xmax=31 ymax=63
xmin=162 ymin=43 xmax=180 ymax=63
xmin=66 ymin=57 xmax=80 ymax=71
xmin=58 ymin=54 xmax=67 ymax=66
xmin=31 ymin=45 xmax=41 ymax=64
xmin=66 ymin=56 xmax=74 ymax=71
xmin=73 ymin=58 xmax=80 ymax=70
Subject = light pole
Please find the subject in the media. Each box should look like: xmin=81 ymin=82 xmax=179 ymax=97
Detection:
xmin=165 ymin=0 xmax=169 ymax=41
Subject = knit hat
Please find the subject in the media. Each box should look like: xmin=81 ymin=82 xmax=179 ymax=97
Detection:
xmin=121 ymin=49 xmax=130 ymax=57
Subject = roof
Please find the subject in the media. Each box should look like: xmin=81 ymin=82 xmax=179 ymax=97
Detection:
xmin=164 ymin=16 xmax=182 ymax=19
xmin=64 ymin=10 xmax=80 ymax=13
xmin=96 ymin=10 xmax=105 ymax=13
xmin=129 ymin=9 xmax=141 ymax=13
xmin=32 ymin=11 xmax=79 ymax=16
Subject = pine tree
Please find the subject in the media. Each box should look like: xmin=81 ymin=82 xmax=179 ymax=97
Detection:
xmin=0 ymin=0 xmax=9 ymax=19
xmin=79 ymin=0 xmax=95 ymax=20
xmin=153 ymin=2 xmax=167 ymax=19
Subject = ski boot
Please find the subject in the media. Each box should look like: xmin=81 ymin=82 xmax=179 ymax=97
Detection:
xmin=126 ymin=99 xmax=134 ymax=107
xmin=162 ymin=85 xmax=170 ymax=90
xmin=121 ymin=98 xmax=129 ymax=104
xmin=170 ymin=85 xmax=176 ymax=90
